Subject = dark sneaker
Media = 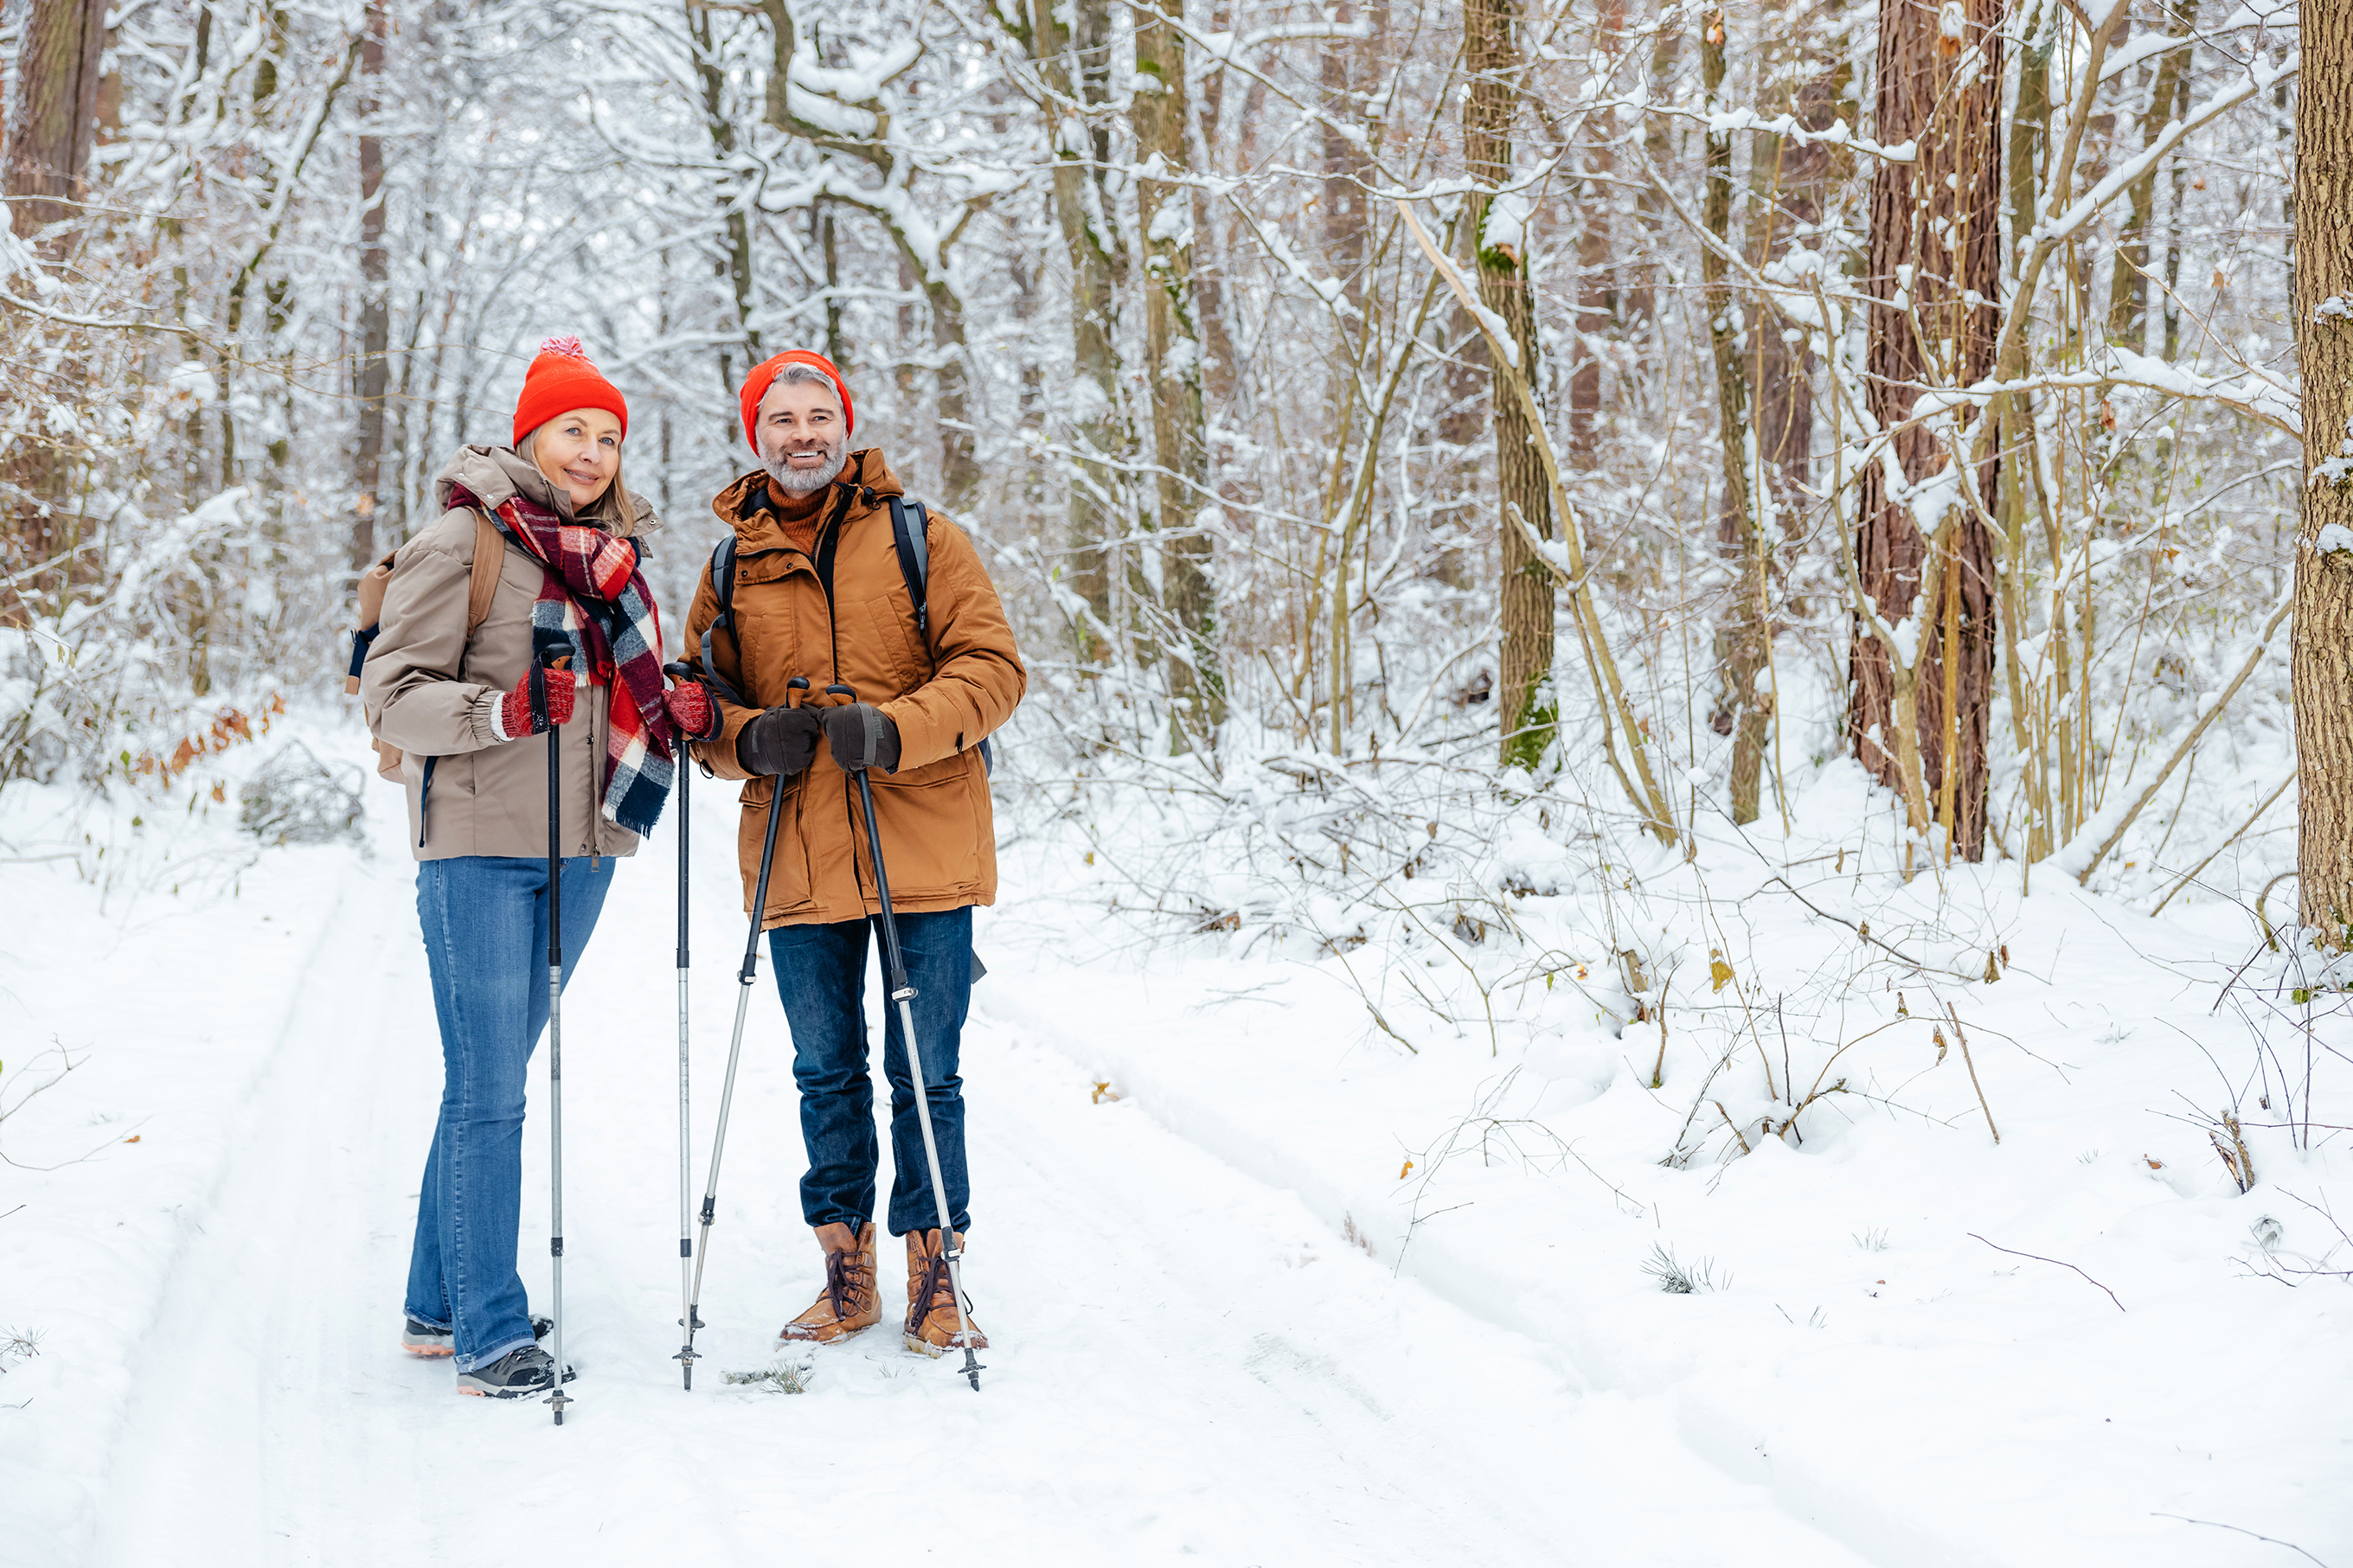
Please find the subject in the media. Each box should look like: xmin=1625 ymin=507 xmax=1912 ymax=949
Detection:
xmin=455 ymin=1344 xmax=576 ymax=1398
xmin=401 ymin=1315 xmax=552 ymax=1358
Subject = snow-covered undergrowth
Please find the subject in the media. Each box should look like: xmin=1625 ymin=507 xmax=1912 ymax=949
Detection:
xmin=984 ymin=729 xmax=2351 ymax=1565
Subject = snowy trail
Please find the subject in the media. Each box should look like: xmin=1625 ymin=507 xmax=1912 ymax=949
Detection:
xmin=73 ymin=805 xmax=1878 ymax=1566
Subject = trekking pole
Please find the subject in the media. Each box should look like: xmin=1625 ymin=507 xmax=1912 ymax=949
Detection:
xmin=827 ymin=683 xmax=984 ymax=1393
xmin=540 ymin=653 xmax=573 ymax=1426
xmin=663 ymin=662 xmax=697 ymax=1390
xmin=679 ymin=675 xmax=807 ymax=1385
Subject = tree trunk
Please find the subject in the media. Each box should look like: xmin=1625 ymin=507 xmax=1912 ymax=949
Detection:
xmin=2103 ymin=1 xmax=2200 ymax=350
xmin=920 ymin=271 xmax=979 ymax=508
xmin=693 ymin=4 xmax=758 ymax=391
xmin=2296 ymin=0 xmax=2353 ymax=935
xmin=1850 ymin=0 xmax=2005 ymax=860
xmin=5 ymin=0 xmax=106 ymax=234
xmin=1135 ymin=0 xmax=1224 ymax=751
xmin=1032 ymin=0 xmax=1123 ymax=650
xmin=1700 ymin=7 xmax=1770 ymax=825
xmin=353 ymin=0 xmax=391 ymax=574
xmin=1466 ymin=0 xmax=1555 ymax=769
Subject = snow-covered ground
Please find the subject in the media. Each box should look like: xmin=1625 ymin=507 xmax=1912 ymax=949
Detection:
xmin=3 ymin=716 xmax=2347 ymax=1566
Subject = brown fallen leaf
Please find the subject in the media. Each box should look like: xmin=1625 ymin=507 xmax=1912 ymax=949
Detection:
xmin=125 ymin=1135 xmax=141 ymax=1143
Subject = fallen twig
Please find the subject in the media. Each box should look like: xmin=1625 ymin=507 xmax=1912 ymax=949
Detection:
xmin=2151 ymin=1514 xmax=2333 ymax=1567
xmin=1969 ymin=1233 xmax=2124 ymax=1312
xmin=2149 ymin=776 xmax=2293 ymax=918
xmin=1950 ymin=1003 xmax=2000 ymax=1146
xmin=1763 ymin=877 xmax=1977 ymax=980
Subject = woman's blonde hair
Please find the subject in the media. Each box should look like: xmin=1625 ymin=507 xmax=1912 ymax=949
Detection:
xmin=516 ymin=425 xmax=646 ymax=538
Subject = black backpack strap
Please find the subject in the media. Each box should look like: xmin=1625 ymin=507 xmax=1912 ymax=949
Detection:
xmin=883 ymin=495 xmax=991 ymax=776
xmin=888 ymin=496 xmax=931 ymax=640
xmin=699 ymin=534 xmax=748 ymax=707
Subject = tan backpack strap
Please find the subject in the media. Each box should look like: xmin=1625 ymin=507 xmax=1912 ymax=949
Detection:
xmin=465 ymin=510 xmax=505 ymax=632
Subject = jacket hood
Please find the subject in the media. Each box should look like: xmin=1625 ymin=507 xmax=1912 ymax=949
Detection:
xmin=712 ymin=448 xmax=905 ymax=552
xmin=433 ymin=444 xmax=656 ymax=535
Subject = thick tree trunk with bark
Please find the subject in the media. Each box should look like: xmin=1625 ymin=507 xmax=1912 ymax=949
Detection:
xmin=353 ymin=0 xmax=391 ymax=573
xmin=2295 ymin=0 xmax=2353 ymax=935
xmin=1850 ymin=0 xmax=2004 ymax=860
xmin=1466 ymin=0 xmax=1555 ymax=769
xmin=1135 ymin=0 xmax=1225 ymax=749
xmin=4 ymin=0 xmax=106 ymax=234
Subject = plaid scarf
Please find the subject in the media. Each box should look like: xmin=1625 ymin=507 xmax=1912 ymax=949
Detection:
xmin=452 ymin=483 xmax=675 ymax=835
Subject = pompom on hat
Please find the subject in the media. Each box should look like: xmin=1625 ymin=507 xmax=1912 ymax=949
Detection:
xmin=512 ymin=335 xmax=629 ymax=447
xmin=738 ymin=349 xmax=854 ymax=451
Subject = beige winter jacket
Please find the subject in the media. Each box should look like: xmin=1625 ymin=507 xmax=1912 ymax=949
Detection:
xmin=362 ymin=445 xmax=657 ymax=862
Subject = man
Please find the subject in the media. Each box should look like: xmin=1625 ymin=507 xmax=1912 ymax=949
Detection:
xmin=678 ymin=350 xmax=1023 ymax=1356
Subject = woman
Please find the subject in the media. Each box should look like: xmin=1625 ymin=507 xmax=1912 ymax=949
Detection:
xmin=361 ymin=337 xmax=713 ymax=1398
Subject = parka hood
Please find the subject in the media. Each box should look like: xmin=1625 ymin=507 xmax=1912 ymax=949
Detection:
xmin=433 ymin=443 xmax=656 ymax=536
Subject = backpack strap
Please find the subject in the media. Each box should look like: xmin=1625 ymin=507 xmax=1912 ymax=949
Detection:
xmin=699 ymin=534 xmax=747 ymax=707
xmin=465 ymin=509 xmax=505 ymax=633
xmin=888 ymin=496 xmax=931 ymax=640
xmin=345 ymin=510 xmax=508 ymax=694
xmin=884 ymin=495 xmax=992 ymax=777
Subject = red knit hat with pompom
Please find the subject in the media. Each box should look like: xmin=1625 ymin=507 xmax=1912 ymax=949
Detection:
xmin=738 ymin=349 xmax=854 ymax=451
xmin=511 ymin=336 xmax=629 ymax=447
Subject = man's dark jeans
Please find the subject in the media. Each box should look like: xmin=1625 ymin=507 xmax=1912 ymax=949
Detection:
xmin=769 ymin=905 xmax=971 ymax=1238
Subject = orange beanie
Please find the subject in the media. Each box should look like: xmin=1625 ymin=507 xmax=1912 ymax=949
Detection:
xmin=738 ymin=349 xmax=854 ymax=451
xmin=511 ymin=336 xmax=628 ymax=447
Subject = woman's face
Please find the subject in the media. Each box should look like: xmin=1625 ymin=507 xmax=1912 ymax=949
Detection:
xmin=529 ymin=407 xmax=624 ymax=511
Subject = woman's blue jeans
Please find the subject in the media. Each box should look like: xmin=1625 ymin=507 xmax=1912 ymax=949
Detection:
xmin=403 ymin=854 xmax=613 ymax=1371
xmin=769 ymin=906 xmax=971 ymax=1238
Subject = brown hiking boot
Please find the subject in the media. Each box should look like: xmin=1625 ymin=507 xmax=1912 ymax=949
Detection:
xmin=904 ymin=1229 xmax=988 ymax=1356
xmin=779 ymin=1222 xmax=880 ymax=1343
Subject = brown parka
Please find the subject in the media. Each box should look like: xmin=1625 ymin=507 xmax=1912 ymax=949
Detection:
xmin=681 ymin=449 xmax=1025 ymax=928
xmin=362 ymin=445 xmax=655 ymax=861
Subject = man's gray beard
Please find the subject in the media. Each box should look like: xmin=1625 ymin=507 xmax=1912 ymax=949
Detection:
xmin=762 ymin=438 xmax=842 ymax=496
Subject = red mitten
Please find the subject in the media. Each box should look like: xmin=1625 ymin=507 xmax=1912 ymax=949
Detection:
xmin=663 ymin=681 xmax=720 ymax=742
xmin=492 ymin=669 xmax=576 ymax=740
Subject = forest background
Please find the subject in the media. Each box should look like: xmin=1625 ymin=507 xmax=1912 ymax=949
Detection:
xmin=0 ymin=0 xmax=2328 ymax=936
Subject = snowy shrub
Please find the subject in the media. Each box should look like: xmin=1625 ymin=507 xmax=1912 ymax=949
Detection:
xmin=237 ymin=741 xmax=365 ymax=848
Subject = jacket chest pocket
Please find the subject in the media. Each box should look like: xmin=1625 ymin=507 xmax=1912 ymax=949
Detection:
xmin=851 ymin=592 xmax=926 ymax=699
xmin=734 ymin=572 xmax=820 ymax=701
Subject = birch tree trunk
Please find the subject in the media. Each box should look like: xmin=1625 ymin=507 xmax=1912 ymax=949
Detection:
xmin=2295 ymin=0 xmax=2353 ymax=935
xmin=1850 ymin=0 xmax=2005 ymax=858
xmin=1465 ymin=0 xmax=1555 ymax=769
xmin=1135 ymin=0 xmax=1225 ymax=750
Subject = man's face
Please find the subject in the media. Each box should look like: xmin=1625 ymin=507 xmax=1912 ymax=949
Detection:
xmin=757 ymin=377 xmax=847 ymax=495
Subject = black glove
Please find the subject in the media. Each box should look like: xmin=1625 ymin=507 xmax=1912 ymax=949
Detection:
xmin=736 ymin=705 xmax=823 ymax=778
xmin=819 ymin=701 xmax=901 ymax=774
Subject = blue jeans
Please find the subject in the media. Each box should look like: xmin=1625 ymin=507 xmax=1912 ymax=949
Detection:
xmin=404 ymin=854 xmax=614 ymax=1370
xmin=770 ymin=906 xmax=972 ymax=1238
